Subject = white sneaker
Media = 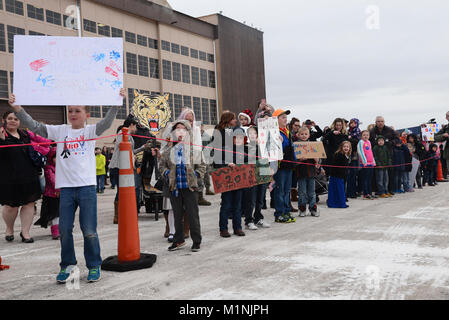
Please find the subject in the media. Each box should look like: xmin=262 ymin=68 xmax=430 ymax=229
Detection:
xmin=246 ymin=222 xmax=258 ymax=230
xmin=256 ymin=219 xmax=271 ymax=228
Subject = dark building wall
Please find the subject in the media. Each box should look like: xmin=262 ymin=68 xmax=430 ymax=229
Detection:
xmin=216 ymin=15 xmax=266 ymax=117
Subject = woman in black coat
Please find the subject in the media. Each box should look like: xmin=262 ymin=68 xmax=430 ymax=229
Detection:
xmin=323 ymin=118 xmax=349 ymax=175
xmin=0 ymin=111 xmax=42 ymax=243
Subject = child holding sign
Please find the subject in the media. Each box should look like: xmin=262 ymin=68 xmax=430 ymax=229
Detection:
xmin=9 ymin=88 xmax=126 ymax=283
xmin=295 ymin=127 xmax=320 ymax=217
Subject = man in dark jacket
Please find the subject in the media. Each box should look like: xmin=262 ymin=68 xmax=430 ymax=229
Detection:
xmin=304 ymin=120 xmax=323 ymax=142
xmin=370 ymin=116 xmax=398 ymax=194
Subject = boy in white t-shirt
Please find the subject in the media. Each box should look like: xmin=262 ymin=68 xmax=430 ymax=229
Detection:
xmin=8 ymin=89 xmax=125 ymax=283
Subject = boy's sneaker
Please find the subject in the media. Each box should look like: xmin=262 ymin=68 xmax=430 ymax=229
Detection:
xmin=168 ymin=241 xmax=186 ymax=251
xmin=363 ymin=195 xmax=371 ymax=200
xmin=379 ymin=194 xmax=388 ymax=199
xmin=191 ymin=243 xmax=201 ymax=252
xmin=310 ymin=205 xmax=320 ymax=217
xmin=286 ymin=213 xmax=296 ymax=223
xmin=56 ymin=267 xmax=73 ymax=284
xmin=256 ymin=219 xmax=271 ymax=228
xmin=87 ymin=267 xmax=101 ymax=283
xmin=246 ymin=222 xmax=258 ymax=230
xmin=275 ymin=215 xmax=287 ymax=223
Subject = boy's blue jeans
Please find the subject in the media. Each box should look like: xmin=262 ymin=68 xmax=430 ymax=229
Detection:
xmin=59 ymin=186 xmax=102 ymax=269
xmin=274 ymin=169 xmax=292 ymax=217
xmin=96 ymin=175 xmax=105 ymax=192
xmin=375 ymin=169 xmax=389 ymax=195
xmin=298 ymin=177 xmax=316 ymax=208
xmin=219 ymin=189 xmax=243 ymax=232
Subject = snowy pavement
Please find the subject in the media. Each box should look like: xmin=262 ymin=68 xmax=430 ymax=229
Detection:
xmin=1 ymin=183 xmax=449 ymax=300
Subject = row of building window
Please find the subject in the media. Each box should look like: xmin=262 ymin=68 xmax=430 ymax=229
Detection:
xmin=0 ymin=23 xmax=60 ymax=53
xmin=127 ymin=88 xmax=217 ymax=125
xmin=1 ymin=2 xmax=215 ymax=65
xmin=125 ymin=52 xmax=215 ymax=88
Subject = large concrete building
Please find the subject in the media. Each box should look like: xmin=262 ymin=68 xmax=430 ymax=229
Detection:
xmin=0 ymin=0 xmax=266 ymax=145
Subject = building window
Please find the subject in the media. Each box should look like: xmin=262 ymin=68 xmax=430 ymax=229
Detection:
xmin=29 ymin=31 xmax=45 ymax=36
xmin=171 ymin=43 xmax=180 ymax=54
xmin=210 ymin=99 xmax=218 ymax=125
xmin=5 ymin=0 xmax=23 ymax=16
xmin=111 ymin=27 xmax=123 ymax=38
xmin=183 ymin=95 xmax=192 ymax=109
xmin=151 ymin=91 xmax=160 ymax=96
xmin=149 ymin=38 xmax=158 ymax=50
xmin=137 ymin=34 xmax=147 ymax=47
xmin=128 ymin=88 xmax=135 ymax=108
xmin=200 ymin=69 xmax=208 ymax=87
xmin=199 ymin=51 xmax=207 ymax=61
xmin=89 ymin=106 xmax=101 ymax=118
xmin=150 ymin=58 xmax=159 ymax=79
xmin=0 ymin=24 xmax=6 ymax=52
xmin=46 ymin=10 xmax=62 ymax=26
xmin=0 ymin=70 xmax=8 ymax=98
xmin=125 ymin=31 xmax=136 ymax=44
xmin=208 ymin=53 xmax=215 ymax=63
xmin=174 ymin=94 xmax=183 ymax=119
xmin=162 ymin=60 xmax=172 ymax=80
xmin=193 ymin=97 xmax=201 ymax=122
xmin=190 ymin=48 xmax=199 ymax=59
xmin=181 ymin=46 xmax=189 ymax=56
xmin=138 ymin=55 xmax=149 ymax=77
xmin=201 ymin=98 xmax=210 ymax=125
xmin=83 ymin=19 xmax=96 ymax=33
xmin=63 ymin=15 xmax=78 ymax=30
xmin=9 ymin=71 xmax=13 ymax=92
xmin=98 ymin=24 xmax=110 ymax=37
xmin=161 ymin=40 xmax=170 ymax=52
xmin=126 ymin=52 xmax=137 ymax=75
xmin=7 ymin=25 xmax=25 ymax=53
xmin=191 ymin=67 xmax=199 ymax=85
xmin=172 ymin=62 xmax=181 ymax=82
xmin=27 ymin=4 xmax=44 ymax=21
xmin=117 ymin=101 xmax=127 ymax=120
xmin=0 ymin=0 xmax=2 ymax=10
xmin=208 ymin=70 xmax=216 ymax=88
xmin=182 ymin=64 xmax=190 ymax=84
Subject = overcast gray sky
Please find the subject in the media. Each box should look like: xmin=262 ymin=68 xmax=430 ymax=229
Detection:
xmin=170 ymin=0 xmax=449 ymax=129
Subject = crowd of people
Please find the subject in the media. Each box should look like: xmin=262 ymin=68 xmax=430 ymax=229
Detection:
xmin=1 ymin=90 xmax=449 ymax=283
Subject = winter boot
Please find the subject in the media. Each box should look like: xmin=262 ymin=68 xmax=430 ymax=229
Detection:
xmin=163 ymin=212 xmax=169 ymax=238
xmin=206 ymin=188 xmax=215 ymax=196
xmin=113 ymin=201 xmax=119 ymax=225
xmin=51 ymin=225 xmax=60 ymax=240
xmin=198 ymin=192 xmax=211 ymax=206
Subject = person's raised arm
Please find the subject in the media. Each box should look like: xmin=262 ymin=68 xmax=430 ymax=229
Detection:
xmin=96 ymin=88 xmax=126 ymax=136
xmin=9 ymin=94 xmax=48 ymax=138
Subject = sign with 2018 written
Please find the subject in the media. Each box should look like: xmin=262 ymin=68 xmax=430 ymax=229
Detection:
xmin=211 ymin=164 xmax=272 ymax=194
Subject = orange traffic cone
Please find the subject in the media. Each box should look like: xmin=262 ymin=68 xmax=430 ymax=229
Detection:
xmin=0 ymin=256 xmax=10 ymax=271
xmin=102 ymin=127 xmax=157 ymax=272
xmin=437 ymin=159 xmax=448 ymax=182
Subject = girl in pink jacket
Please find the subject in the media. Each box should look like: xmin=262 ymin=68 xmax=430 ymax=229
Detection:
xmin=357 ymin=130 xmax=377 ymax=199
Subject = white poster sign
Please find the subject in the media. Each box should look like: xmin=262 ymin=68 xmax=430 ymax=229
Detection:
xmin=421 ymin=124 xmax=441 ymax=142
xmin=257 ymin=117 xmax=283 ymax=161
xmin=13 ymin=36 xmax=124 ymax=106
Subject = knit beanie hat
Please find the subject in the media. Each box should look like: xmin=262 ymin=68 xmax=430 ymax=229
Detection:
xmin=238 ymin=109 xmax=255 ymax=126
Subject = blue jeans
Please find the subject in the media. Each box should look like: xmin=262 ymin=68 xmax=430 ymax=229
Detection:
xmin=346 ymin=160 xmax=359 ymax=198
xmin=253 ymin=183 xmax=267 ymax=224
xmin=375 ymin=169 xmax=389 ymax=195
xmin=394 ymin=170 xmax=404 ymax=191
xmin=59 ymin=186 xmax=102 ymax=269
xmin=360 ymin=166 xmax=374 ymax=196
xmin=219 ymin=189 xmax=243 ymax=232
xmin=274 ymin=169 xmax=293 ymax=217
xmin=243 ymin=187 xmax=256 ymax=225
xmin=298 ymin=177 xmax=316 ymax=208
xmin=96 ymin=175 xmax=105 ymax=192
xmin=402 ymin=171 xmax=410 ymax=191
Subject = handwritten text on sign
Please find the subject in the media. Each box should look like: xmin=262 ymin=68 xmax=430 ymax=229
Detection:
xmin=293 ymin=141 xmax=327 ymax=159
xmin=212 ymin=164 xmax=273 ymax=193
xmin=13 ymin=36 xmax=124 ymax=106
